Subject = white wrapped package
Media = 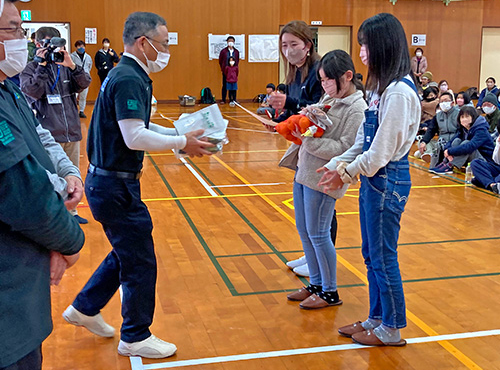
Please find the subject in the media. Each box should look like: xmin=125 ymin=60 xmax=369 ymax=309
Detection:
xmin=173 ymin=104 xmax=229 ymax=157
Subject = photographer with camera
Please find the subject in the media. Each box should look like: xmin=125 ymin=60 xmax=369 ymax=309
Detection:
xmin=20 ymin=26 xmax=91 ymax=224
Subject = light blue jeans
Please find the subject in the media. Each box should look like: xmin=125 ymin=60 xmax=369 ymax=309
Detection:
xmin=293 ymin=182 xmax=337 ymax=291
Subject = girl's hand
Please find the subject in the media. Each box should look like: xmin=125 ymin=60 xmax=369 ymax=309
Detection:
xmin=316 ymin=167 xmax=344 ymax=192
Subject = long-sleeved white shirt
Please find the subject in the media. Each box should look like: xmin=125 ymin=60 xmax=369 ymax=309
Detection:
xmin=325 ymin=76 xmax=421 ymax=177
xmin=118 ymin=119 xmax=186 ymax=151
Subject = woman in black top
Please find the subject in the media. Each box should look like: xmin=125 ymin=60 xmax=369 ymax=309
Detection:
xmin=95 ymin=38 xmax=120 ymax=84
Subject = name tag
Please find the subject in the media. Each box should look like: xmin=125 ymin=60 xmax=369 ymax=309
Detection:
xmin=47 ymin=94 xmax=62 ymax=105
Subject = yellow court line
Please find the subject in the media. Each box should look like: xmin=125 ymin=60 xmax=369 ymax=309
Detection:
xmin=282 ymin=197 xmax=294 ymax=210
xmin=212 ymin=156 xmax=482 ymax=370
xmin=146 ymin=149 xmax=288 ymax=157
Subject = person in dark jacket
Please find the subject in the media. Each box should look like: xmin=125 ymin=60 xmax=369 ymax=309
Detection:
xmin=224 ymin=56 xmax=238 ymax=106
xmin=476 ymin=77 xmax=499 ymax=109
xmin=471 ymin=135 xmax=500 ymax=194
xmin=0 ymin=2 xmax=85 ymax=368
xmin=481 ymin=92 xmax=500 ymax=139
xmin=95 ymin=37 xmax=120 ymax=84
xmin=430 ymin=106 xmax=495 ymax=174
xmin=218 ymin=35 xmax=239 ymax=104
xmin=20 ymin=26 xmax=92 ymax=224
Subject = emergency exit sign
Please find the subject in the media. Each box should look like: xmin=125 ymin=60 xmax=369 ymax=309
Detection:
xmin=21 ymin=10 xmax=31 ymax=21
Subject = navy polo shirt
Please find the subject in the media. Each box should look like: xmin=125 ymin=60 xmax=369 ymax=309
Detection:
xmin=88 ymin=55 xmax=153 ymax=173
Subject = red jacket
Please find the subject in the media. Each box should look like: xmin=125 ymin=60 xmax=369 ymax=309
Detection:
xmin=219 ymin=47 xmax=240 ymax=72
xmin=224 ymin=65 xmax=239 ymax=83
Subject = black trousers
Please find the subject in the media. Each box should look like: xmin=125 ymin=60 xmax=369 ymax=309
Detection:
xmin=221 ymin=73 xmax=227 ymax=102
xmin=228 ymin=90 xmax=237 ymax=102
xmin=1 ymin=347 xmax=42 ymax=370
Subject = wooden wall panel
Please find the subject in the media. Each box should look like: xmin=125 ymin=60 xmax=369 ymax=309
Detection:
xmin=17 ymin=0 xmax=499 ymax=100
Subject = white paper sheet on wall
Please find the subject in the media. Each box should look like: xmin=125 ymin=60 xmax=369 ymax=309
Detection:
xmin=208 ymin=34 xmax=245 ymax=60
xmin=248 ymin=35 xmax=279 ymax=63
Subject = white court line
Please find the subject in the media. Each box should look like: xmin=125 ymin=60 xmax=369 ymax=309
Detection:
xmin=179 ymin=156 xmax=218 ymax=197
xmin=210 ymin=182 xmax=286 ymax=188
xmin=130 ymin=329 xmax=500 ymax=370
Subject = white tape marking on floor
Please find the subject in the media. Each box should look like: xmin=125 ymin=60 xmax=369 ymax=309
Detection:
xmin=211 ymin=182 xmax=286 ymax=188
xmin=130 ymin=356 xmax=144 ymax=370
xmin=179 ymin=157 xmax=218 ymax=197
xmin=133 ymin=329 xmax=500 ymax=370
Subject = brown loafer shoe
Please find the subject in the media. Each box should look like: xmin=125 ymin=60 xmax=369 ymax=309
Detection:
xmin=352 ymin=329 xmax=407 ymax=347
xmin=338 ymin=321 xmax=365 ymax=338
xmin=299 ymin=293 xmax=343 ymax=310
xmin=287 ymin=287 xmax=312 ymax=301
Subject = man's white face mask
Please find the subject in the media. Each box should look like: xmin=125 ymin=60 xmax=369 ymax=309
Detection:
xmin=143 ymin=38 xmax=170 ymax=73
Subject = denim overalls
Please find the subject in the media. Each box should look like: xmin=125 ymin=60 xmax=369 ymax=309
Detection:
xmin=359 ymin=78 xmax=418 ymax=329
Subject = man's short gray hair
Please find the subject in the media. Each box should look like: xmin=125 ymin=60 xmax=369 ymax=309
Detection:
xmin=123 ymin=12 xmax=167 ymax=46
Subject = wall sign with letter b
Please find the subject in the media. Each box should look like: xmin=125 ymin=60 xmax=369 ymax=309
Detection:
xmin=412 ymin=34 xmax=426 ymax=46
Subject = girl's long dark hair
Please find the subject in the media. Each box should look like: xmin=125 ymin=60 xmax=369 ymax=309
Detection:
xmin=318 ymin=49 xmax=365 ymax=99
xmin=358 ymin=13 xmax=414 ymax=95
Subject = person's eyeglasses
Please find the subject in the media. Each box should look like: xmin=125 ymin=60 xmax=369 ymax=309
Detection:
xmin=135 ymin=35 xmax=169 ymax=50
xmin=0 ymin=27 xmax=28 ymax=38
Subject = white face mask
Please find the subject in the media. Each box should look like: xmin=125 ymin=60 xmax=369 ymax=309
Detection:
xmin=229 ymin=61 xmax=235 ymax=66
xmin=483 ymin=106 xmax=496 ymax=115
xmin=440 ymin=84 xmax=448 ymax=92
xmin=144 ymin=39 xmax=170 ymax=73
xmin=0 ymin=38 xmax=28 ymax=77
xmin=416 ymin=51 xmax=422 ymax=57
xmin=228 ymin=41 xmax=234 ymax=47
xmin=439 ymin=101 xmax=453 ymax=113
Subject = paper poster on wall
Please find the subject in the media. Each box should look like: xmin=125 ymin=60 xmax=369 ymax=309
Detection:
xmin=248 ymin=35 xmax=279 ymax=63
xmin=411 ymin=34 xmax=426 ymax=46
xmin=168 ymin=32 xmax=178 ymax=45
xmin=85 ymin=28 xmax=97 ymax=44
xmin=208 ymin=34 xmax=245 ymax=60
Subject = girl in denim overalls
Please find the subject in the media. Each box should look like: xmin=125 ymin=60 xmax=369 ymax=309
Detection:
xmin=318 ymin=13 xmax=421 ymax=346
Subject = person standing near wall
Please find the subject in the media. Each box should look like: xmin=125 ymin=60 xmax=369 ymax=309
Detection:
xmin=95 ymin=37 xmax=119 ymax=84
xmin=71 ymin=40 xmax=93 ymax=118
xmin=218 ymin=35 xmax=239 ymax=104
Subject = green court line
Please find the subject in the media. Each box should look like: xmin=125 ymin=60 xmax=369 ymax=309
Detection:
xmin=214 ymin=236 xmax=500 ymax=258
xmin=185 ymin=158 xmax=310 ymax=285
xmin=233 ymin=271 xmax=500 ymax=296
xmin=147 ymin=154 xmax=238 ymax=295
xmin=409 ymin=160 xmax=500 ymax=199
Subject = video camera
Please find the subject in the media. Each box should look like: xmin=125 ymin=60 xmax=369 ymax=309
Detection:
xmin=35 ymin=37 xmax=66 ymax=64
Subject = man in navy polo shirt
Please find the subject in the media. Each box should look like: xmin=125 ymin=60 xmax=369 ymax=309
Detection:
xmin=63 ymin=11 xmax=212 ymax=359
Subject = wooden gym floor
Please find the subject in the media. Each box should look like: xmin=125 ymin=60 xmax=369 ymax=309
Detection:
xmin=43 ymin=103 xmax=500 ymax=370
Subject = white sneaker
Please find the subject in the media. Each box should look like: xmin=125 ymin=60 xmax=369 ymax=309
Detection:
xmin=118 ymin=334 xmax=177 ymax=359
xmin=286 ymin=255 xmax=307 ymax=270
xmin=62 ymin=305 xmax=115 ymax=338
xmin=229 ymin=102 xmax=236 ymax=107
xmin=293 ymin=263 xmax=310 ymax=277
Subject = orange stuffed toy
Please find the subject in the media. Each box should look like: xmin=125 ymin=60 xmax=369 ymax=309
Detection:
xmin=275 ymin=105 xmax=331 ymax=145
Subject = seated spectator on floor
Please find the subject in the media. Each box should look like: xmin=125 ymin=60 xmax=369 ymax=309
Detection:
xmin=471 ymin=135 xmax=500 ymax=194
xmin=418 ymin=92 xmax=460 ymax=166
xmin=438 ymin=79 xmax=454 ymax=99
xmin=420 ymin=71 xmax=433 ymax=91
xmin=257 ymin=83 xmax=276 ymax=115
xmin=481 ymin=92 xmax=500 ymax=139
xmin=430 ymin=106 xmax=494 ymax=174
xmin=477 ymin=77 xmax=499 ymax=109
xmin=277 ymin=83 xmax=286 ymax=94
xmin=456 ymin=91 xmax=474 ymax=108
xmin=420 ymin=86 xmax=439 ymax=131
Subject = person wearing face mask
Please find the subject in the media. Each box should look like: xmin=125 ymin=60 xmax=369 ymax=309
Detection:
xmin=430 ymin=106 xmax=495 ymax=174
xmin=411 ymin=47 xmax=427 ymax=82
xmin=224 ymin=56 xmax=238 ymax=106
xmin=267 ymin=20 xmax=329 ymax=278
xmin=437 ymin=79 xmax=454 ymax=98
xmin=20 ymin=26 xmax=92 ymax=224
xmin=218 ymin=35 xmax=239 ymax=104
xmin=470 ymin=135 xmax=500 ymax=194
xmin=419 ymin=92 xmax=460 ymax=168
xmin=476 ymin=77 xmax=498 ymax=109
xmin=62 ymin=12 xmax=213 ymax=360
xmin=71 ymin=40 xmax=92 ymax=118
xmin=0 ymin=1 xmax=85 ymax=368
xmin=95 ymin=37 xmax=120 ymax=84
xmin=282 ymin=49 xmax=366 ymax=310
xmin=481 ymin=93 xmax=500 ymax=139
xmin=318 ymin=13 xmax=421 ymax=347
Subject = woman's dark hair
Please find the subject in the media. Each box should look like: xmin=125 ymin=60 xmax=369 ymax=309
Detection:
xmin=357 ymin=13 xmax=413 ymax=95
xmin=456 ymin=91 xmax=471 ymax=105
xmin=422 ymin=86 xmax=438 ymax=101
xmin=280 ymin=20 xmax=320 ymax=85
xmin=229 ymin=56 xmax=235 ymax=62
xmin=277 ymin=83 xmax=286 ymax=93
xmin=415 ymin=47 xmax=423 ymax=54
xmin=487 ymin=77 xmax=496 ymax=84
xmin=318 ymin=49 xmax=365 ymax=98
xmin=102 ymin=38 xmax=110 ymax=44
xmin=227 ymin=36 xmax=235 ymax=42
xmin=438 ymin=80 xmax=448 ymax=87
xmin=458 ymin=105 xmax=479 ymax=125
